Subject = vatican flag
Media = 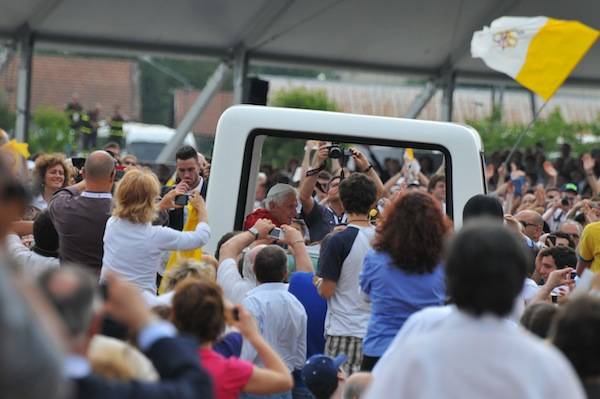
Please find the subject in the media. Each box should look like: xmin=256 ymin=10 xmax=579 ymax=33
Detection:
xmin=472 ymin=17 xmax=598 ymax=100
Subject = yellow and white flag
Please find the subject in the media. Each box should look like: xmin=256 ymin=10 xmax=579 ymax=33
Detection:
xmin=472 ymin=17 xmax=598 ymax=100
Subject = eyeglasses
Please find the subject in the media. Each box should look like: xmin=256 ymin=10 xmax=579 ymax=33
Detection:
xmin=520 ymin=221 xmax=541 ymax=229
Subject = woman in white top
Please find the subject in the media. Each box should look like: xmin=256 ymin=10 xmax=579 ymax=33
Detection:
xmin=101 ymin=168 xmax=210 ymax=294
xmin=31 ymin=153 xmax=71 ymax=210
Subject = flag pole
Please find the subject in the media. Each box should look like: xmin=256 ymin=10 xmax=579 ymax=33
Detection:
xmin=504 ymin=99 xmax=551 ymax=168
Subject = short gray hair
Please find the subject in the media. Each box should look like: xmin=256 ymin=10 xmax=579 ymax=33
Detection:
xmin=38 ymin=265 xmax=98 ymax=341
xmin=559 ymin=219 xmax=583 ymax=235
xmin=265 ymin=183 xmax=296 ymax=210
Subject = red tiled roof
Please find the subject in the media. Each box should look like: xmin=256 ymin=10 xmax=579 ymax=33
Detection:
xmin=0 ymin=54 xmax=139 ymax=120
xmin=174 ymin=90 xmax=233 ymax=137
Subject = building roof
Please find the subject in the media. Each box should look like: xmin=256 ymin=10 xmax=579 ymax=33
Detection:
xmin=0 ymin=54 xmax=140 ymax=119
xmin=174 ymin=77 xmax=600 ymax=137
xmin=267 ymin=77 xmax=600 ymax=125
xmin=174 ymin=90 xmax=233 ymax=136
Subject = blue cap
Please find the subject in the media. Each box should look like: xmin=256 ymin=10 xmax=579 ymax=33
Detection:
xmin=301 ymin=354 xmax=347 ymax=396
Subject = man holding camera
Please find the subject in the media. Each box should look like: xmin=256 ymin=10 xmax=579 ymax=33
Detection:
xmin=299 ymin=142 xmax=383 ymax=242
xmin=48 ymin=151 xmax=115 ymax=272
xmin=161 ymin=145 xmax=208 ymax=232
xmin=543 ymin=183 xmax=578 ymax=232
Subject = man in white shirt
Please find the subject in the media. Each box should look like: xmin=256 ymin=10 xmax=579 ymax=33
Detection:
xmin=316 ymin=174 xmax=377 ymax=375
xmin=241 ymin=245 xmax=307 ymax=399
xmin=366 ymin=221 xmax=585 ymax=399
xmin=217 ymin=219 xmax=314 ymax=304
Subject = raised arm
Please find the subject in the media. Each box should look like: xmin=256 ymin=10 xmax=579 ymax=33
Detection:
xmin=218 ymin=219 xmax=274 ymax=264
xmin=280 ymin=225 xmax=313 ymax=273
xmin=582 ymin=154 xmax=600 ymax=197
xmin=350 ymin=148 xmax=385 ymax=198
xmin=299 ymin=144 xmax=330 ymax=216
xmin=235 ymin=306 xmax=293 ymax=395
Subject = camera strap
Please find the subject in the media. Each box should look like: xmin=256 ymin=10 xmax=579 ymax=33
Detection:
xmin=306 ymin=163 xmax=326 ymax=177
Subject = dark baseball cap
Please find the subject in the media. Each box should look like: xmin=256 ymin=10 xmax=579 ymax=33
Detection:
xmin=301 ymin=354 xmax=347 ymax=398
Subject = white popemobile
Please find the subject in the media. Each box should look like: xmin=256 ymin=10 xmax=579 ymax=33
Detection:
xmin=205 ymin=105 xmax=486 ymax=253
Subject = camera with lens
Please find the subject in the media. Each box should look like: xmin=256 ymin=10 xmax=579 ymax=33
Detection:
xmin=328 ymin=142 xmax=352 ymax=159
xmin=561 ymin=196 xmax=570 ymax=207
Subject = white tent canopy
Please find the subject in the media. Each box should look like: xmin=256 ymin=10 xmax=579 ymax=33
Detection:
xmin=1 ymin=0 xmax=598 ymax=154
xmin=1 ymin=0 xmax=598 ymax=82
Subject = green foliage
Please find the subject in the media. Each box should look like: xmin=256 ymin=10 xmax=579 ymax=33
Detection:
xmin=28 ymin=107 xmax=73 ymax=154
xmin=0 ymin=90 xmax=15 ymax=131
xmin=271 ymin=87 xmax=339 ymax=111
xmin=467 ymin=106 xmax=600 ymax=156
xmin=140 ymin=58 xmax=226 ymax=126
xmin=262 ymin=88 xmax=339 ymax=168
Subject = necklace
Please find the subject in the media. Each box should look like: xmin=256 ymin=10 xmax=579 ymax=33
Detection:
xmin=347 ymin=218 xmax=370 ymax=223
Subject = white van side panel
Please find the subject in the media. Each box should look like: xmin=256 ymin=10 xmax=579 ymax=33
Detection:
xmin=206 ymin=105 xmax=484 ymax=252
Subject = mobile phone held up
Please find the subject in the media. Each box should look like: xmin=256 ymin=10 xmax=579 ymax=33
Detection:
xmin=268 ymin=227 xmax=284 ymax=240
xmin=71 ymin=157 xmax=86 ymax=169
xmin=174 ymin=194 xmax=189 ymax=206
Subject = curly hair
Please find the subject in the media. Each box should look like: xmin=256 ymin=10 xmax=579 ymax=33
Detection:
xmin=32 ymin=153 xmax=70 ymax=195
xmin=113 ymin=168 xmax=159 ymax=224
xmin=374 ymin=191 xmax=450 ymax=273
xmin=339 ymin=173 xmax=377 ymax=214
xmin=171 ymin=279 xmax=225 ymax=344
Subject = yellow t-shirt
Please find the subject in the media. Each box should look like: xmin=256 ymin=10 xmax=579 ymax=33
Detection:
xmin=578 ymin=221 xmax=600 ymax=273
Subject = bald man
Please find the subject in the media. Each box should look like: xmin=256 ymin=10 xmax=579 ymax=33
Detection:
xmin=48 ymin=151 xmax=115 ymax=271
xmin=515 ymin=210 xmax=544 ymax=243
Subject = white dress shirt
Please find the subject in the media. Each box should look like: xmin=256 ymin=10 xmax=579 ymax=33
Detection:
xmin=5 ymin=234 xmax=60 ymax=278
xmin=241 ymin=283 xmax=307 ymax=371
xmin=366 ymin=308 xmax=585 ymax=399
xmin=101 ymin=217 xmax=210 ymax=293
xmin=31 ymin=194 xmax=48 ymax=210
xmin=217 ymin=257 xmax=257 ymax=304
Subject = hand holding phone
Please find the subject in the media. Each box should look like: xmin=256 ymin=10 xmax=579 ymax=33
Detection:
xmin=174 ymin=194 xmax=189 ymax=206
xmin=268 ymin=227 xmax=284 ymax=241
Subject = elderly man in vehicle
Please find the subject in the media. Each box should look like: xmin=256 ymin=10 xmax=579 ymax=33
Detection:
xmin=244 ymin=184 xmax=298 ymax=229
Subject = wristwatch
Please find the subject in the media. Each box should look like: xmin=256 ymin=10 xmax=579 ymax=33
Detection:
xmin=248 ymin=227 xmax=260 ymax=240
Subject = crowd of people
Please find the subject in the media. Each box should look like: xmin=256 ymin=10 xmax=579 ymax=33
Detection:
xmin=4 ymin=123 xmax=600 ymax=399
xmin=65 ymin=93 xmax=127 ymax=152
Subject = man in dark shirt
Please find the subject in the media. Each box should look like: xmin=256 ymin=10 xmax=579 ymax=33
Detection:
xmin=162 ymin=145 xmax=208 ymax=232
xmin=48 ymin=150 xmax=115 ymax=272
xmin=299 ymin=143 xmax=383 ymax=242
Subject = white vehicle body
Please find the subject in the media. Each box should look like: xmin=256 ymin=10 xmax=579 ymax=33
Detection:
xmin=124 ymin=123 xmax=197 ymax=163
xmin=206 ymin=105 xmax=486 ymax=252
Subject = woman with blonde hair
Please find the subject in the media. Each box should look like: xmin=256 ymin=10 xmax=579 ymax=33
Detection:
xmin=101 ymin=168 xmax=210 ymax=294
xmin=31 ymin=153 xmax=71 ymax=209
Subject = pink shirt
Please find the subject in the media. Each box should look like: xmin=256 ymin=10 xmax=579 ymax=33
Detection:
xmin=199 ymin=347 xmax=254 ymax=399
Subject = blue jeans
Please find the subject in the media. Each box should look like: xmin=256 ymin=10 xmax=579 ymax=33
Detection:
xmin=241 ymin=392 xmax=292 ymax=399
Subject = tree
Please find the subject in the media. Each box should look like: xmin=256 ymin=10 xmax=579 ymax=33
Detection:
xmin=28 ymin=107 xmax=73 ymax=154
xmin=261 ymin=87 xmax=339 ymax=168
xmin=0 ymin=89 xmax=15 ymax=131
xmin=467 ymin=106 xmax=600 ymax=156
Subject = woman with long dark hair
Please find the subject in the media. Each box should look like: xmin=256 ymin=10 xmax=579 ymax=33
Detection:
xmin=359 ymin=190 xmax=451 ymax=371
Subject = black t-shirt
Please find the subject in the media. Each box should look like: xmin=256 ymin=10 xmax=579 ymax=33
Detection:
xmin=301 ymin=199 xmax=346 ymax=242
